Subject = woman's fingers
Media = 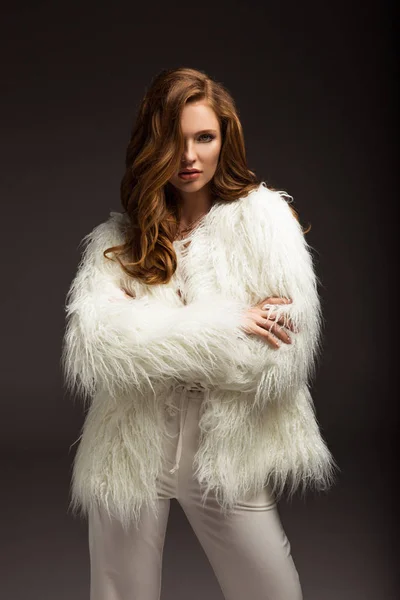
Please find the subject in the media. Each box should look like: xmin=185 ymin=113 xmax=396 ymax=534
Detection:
xmin=242 ymin=297 xmax=299 ymax=347
xmin=261 ymin=296 xmax=292 ymax=305
xmin=253 ymin=324 xmax=282 ymax=349
xmin=257 ymin=317 xmax=292 ymax=344
xmin=260 ymin=310 xmax=298 ymax=333
xmin=120 ymin=286 xmax=136 ymax=298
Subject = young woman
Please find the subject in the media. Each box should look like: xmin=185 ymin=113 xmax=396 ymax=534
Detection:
xmin=62 ymin=66 xmax=338 ymax=600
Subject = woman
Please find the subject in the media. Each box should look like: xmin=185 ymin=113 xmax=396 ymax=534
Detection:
xmin=62 ymin=67 xmax=338 ymax=600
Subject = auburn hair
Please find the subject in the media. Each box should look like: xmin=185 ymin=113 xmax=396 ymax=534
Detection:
xmin=104 ymin=66 xmax=309 ymax=286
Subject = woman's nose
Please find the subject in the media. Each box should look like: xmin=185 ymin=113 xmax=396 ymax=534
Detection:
xmin=182 ymin=144 xmax=197 ymax=162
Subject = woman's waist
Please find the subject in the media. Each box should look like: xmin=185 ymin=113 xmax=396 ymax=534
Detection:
xmin=164 ymin=380 xmax=212 ymax=408
xmin=173 ymin=380 xmax=209 ymax=396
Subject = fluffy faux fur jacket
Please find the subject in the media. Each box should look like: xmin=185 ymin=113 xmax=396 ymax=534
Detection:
xmin=62 ymin=182 xmax=338 ymax=531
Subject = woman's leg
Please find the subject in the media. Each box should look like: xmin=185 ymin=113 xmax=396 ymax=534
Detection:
xmin=86 ymin=384 xmax=187 ymax=600
xmin=88 ymin=499 xmax=171 ymax=600
xmin=180 ymin=485 xmax=303 ymax=600
xmin=173 ymin=391 xmax=303 ymax=599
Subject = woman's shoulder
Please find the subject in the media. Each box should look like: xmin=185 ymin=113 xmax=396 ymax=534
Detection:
xmin=91 ymin=210 xmax=128 ymax=238
xmin=241 ymin=182 xmax=294 ymax=217
xmin=78 ymin=211 xmax=129 ymax=260
xmin=238 ymin=182 xmax=300 ymax=236
xmin=109 ymin=210 xmax=129 ymax=225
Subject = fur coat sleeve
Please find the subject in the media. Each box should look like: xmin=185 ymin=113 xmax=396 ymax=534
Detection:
xmin=61 ymin=185 xmax=322 ymax=406
xmin=235 ymin=186 xmax=323 ymax=407
xmin=61 ymin=218 xmax=257 ymax=403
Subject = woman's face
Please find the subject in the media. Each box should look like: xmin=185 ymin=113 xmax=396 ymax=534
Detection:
xmin=168 ymin=100 xmax=222 ymax=195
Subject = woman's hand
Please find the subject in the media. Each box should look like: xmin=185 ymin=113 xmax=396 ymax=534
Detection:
xmin=240 ymin=296 xmax=298 ymax=349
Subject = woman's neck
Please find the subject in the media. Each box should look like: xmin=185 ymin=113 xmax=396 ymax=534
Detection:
xmin=178 ymin=187 xmax=214 ymax=226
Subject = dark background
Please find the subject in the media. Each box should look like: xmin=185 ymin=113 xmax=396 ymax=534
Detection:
xmin=1 ymin=1 xmax=397 ymax=598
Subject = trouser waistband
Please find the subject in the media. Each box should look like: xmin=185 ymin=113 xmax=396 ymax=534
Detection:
xmin=165 ymin=382 xmax=210 ymax=474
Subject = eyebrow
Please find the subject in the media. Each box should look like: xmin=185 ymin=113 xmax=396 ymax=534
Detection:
xmin=187 ymin=129 xmax=218 ymax=135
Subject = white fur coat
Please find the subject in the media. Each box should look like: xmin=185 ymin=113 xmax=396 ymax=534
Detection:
xmin=62 ymin=182 xmax=338 ymax=531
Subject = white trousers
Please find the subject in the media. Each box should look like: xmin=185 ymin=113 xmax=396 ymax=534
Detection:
xmin=88 ymin=385 xmax=303 ymax=600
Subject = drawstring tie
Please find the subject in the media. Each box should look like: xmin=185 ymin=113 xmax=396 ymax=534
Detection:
xmin=165 ymin=382 xmax=210 ymax=474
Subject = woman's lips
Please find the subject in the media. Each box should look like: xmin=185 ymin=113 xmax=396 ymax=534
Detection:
xmin=178 ymin=171 xmax=201 ymax=180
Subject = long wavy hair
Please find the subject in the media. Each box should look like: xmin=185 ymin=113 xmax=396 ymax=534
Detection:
xmin=104 ymin=67 xmax=307 ymax=286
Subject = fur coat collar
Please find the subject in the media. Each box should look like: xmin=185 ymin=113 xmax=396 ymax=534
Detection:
xmin=62 ymin=182 xmax=338 ymax=530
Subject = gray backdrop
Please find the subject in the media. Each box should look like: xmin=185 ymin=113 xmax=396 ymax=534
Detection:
xmin=1 ymin=1 xmax=396 ymax=599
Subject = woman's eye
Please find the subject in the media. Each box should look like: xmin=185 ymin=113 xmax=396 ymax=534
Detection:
xmin=198 ymin=133 xmax=215 ymax=142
